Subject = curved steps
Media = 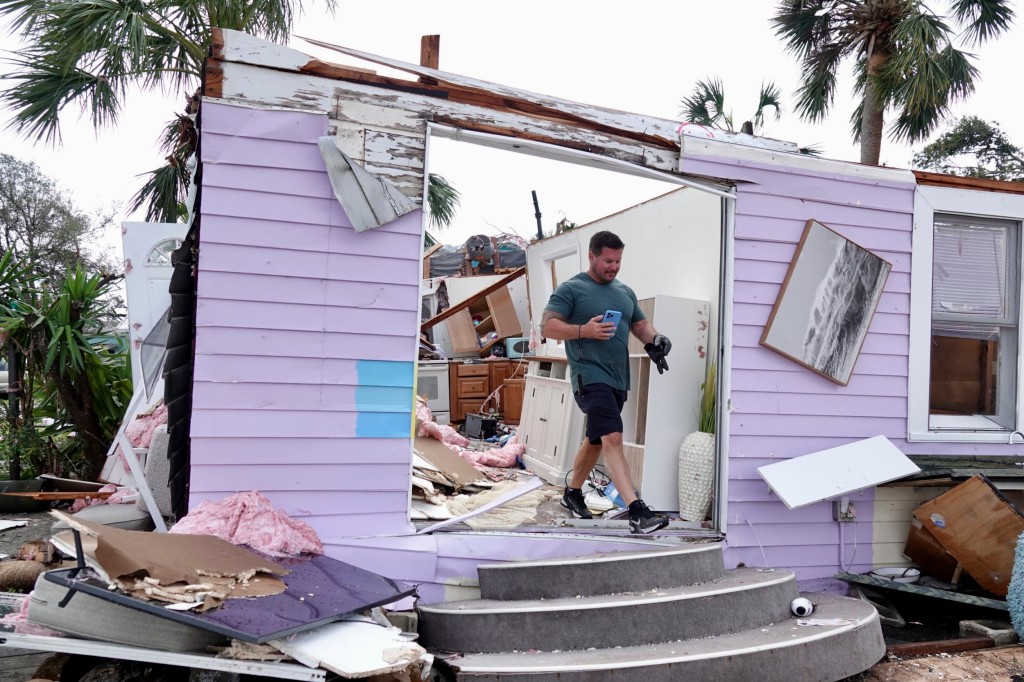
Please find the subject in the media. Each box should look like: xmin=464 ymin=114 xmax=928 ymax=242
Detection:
xmin=443 ymin=592 xmax=884 ymax=682
xmin=420 ymin=567 xmax=797 ymax=653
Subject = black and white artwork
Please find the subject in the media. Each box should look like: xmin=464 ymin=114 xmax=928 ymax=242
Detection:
xmin=759 ymin=219 xmax=892 ymax=386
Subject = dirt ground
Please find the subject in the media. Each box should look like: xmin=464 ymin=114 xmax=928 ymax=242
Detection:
xmin=851 ymin=646 xmax=1024 ymax=680
xmin=0 ymin=509 xmax=58 ymax=560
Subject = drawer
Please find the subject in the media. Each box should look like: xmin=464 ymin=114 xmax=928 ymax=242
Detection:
xmin=457 ymin=364 xmax=490 ymax=378
xmin=457 ymin=377 xmax=488 ymax=396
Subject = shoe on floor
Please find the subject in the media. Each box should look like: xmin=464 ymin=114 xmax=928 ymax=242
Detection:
xmin=628 ymin=499 xmax=668 ymax=534
xmin=561 ymin=487 xmax=593 ymax=519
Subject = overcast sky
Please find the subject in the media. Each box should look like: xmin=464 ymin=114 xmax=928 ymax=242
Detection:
xmin=2 ymin=1 xmax=1021 ymax=252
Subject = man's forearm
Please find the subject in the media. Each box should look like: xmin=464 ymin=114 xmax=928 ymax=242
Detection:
xmin=541 ymin=311 xmax=582 ymax=341
xmin=632 ymin=320 xmax=659 ymax=345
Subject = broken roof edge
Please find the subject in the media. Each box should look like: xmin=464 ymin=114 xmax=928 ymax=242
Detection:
xmin=213 ymin=28 xmax=801 ymax=157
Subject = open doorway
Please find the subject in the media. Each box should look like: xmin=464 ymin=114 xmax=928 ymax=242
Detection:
xmin=414 ymin=125 xmax=729 ymax=536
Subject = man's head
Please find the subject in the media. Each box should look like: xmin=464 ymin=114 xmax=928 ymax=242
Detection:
xmin=587 ymin=231 xmax=625 ymax=284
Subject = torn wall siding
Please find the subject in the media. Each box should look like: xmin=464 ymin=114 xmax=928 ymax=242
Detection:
xmin=192 ymin=100 xmax=420 ymax=540
xmin=191 ymin=29 xmax=1024 ymax=597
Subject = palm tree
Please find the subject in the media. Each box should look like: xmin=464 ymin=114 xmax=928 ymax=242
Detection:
xmin=0 ymin=0 xmax=337 ymax=222
xmin=680 ymin=77 xmax=783 ymax=135
xmin=772 ymin=0 xmax=1014 ymax=166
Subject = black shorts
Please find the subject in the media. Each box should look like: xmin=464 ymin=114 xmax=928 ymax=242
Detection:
xmin=573 ymin=382 xmax=628 ymax=445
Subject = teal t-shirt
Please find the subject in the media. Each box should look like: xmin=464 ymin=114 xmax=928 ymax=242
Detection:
xmin=544 ymin=272 xmax=645 ymax=391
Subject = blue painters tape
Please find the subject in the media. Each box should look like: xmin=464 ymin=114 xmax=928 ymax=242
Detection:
xmin=357 ymin=360 xmax=414 ymax=387
xmin=356 ymin=411 xmax=412 ymax=438
xmin=356 ymin=360 xmax=415 ymax=437
xmin=356 ymin=386 xmax=414 ymax=412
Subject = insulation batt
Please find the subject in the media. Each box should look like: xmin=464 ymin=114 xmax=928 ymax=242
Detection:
xmin=169 ymin=491 xmax=323 ymax=557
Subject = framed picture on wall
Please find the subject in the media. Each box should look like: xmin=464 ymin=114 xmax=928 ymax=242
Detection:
xmin=759 ymin=219 xmax=892 ymax=386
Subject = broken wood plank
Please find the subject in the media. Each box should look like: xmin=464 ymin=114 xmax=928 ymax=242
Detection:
xmin=885 ymin=637 xmax=994 ymax=658
xmin=912 ymin=474 xmax=1024 ymax=596
xmin=0 ymin=491 xmax=113 ymax=501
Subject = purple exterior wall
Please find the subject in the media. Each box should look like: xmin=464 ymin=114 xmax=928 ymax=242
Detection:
xmin=194 ymin=101 xmax=420 ymax=540
xmin=684 ymin=153 xmax=917 ymax=581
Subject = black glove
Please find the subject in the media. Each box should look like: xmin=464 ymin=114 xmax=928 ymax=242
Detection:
xmin=644 ymin=334 xmax=671 ymax=374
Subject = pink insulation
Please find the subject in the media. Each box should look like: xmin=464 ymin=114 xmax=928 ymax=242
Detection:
xmin=125 ymin=401 xmax=168 ymax=449
xmin=169 ymin=490 xmax=323 ymax=557
xmin=457 ymin=437 xmax=525 ymax=468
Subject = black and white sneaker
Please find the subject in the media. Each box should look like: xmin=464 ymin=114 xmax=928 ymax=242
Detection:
xmin=628 ymin=499 xmax=669 ymax=534
xmin=561 ymin=487 xmax=593 ymax=519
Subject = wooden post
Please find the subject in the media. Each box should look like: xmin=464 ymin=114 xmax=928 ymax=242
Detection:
xmin=420 ymin=35 xmax=440 ymax=84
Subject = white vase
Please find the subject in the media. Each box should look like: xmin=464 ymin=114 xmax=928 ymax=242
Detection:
xmin=678 ymin=431 xmax=715 ymax=522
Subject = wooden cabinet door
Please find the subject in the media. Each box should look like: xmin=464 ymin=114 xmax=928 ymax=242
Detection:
xmin=487 ymin=287 xmax=522 ymax=339
xmin=489 ymin=360 xmax=512 ymax=388
xmin=446 ymin=308 xmax=481 ymax=354
xmin=503 ymin=378 xmax=525 ymax=424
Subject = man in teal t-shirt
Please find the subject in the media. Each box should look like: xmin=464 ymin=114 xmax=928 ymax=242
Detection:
xmin=541 ymin=230 xmax=672 ymax=534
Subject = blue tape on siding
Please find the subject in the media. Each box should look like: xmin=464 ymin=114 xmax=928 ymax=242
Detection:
xmin=357 ymin=360 xmax=414 ymax=387
xmin=357 ymin=360 xmax=415 ymax=437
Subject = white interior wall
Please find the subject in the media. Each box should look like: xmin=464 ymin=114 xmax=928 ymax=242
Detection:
xmin=526 ymin=188 xmax=722 ymax=357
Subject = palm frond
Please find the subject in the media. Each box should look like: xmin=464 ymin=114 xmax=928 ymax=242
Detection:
xmin=951 ymin=0 xmax=1015 ymax=44
xmin=427 ymin=173 xmax=460 ymax=229
xmin=680 ymin=77 xmax=730 ymax=130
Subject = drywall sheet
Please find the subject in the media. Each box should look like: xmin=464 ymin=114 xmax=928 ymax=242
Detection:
xmin=757 ymin=435 xmax=920 ymax=509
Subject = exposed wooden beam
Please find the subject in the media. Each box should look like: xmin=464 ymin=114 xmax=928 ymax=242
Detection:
xmin=420 ymin=35 xmax=440 ymax=70
xmin=913 ymin=170 xmax=1024 ymax=195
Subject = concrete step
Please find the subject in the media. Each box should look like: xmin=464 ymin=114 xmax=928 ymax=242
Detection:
xmin=419 ymin=567 xmax=797 ymax=653
xmin=478 ymin=542 xmax=725 ymax=600
xmin=440 ymin=592 xmax=884 ymax=681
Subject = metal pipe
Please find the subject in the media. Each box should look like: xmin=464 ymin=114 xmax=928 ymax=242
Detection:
xmin=532 ymin=190 xmax=543 ymax=240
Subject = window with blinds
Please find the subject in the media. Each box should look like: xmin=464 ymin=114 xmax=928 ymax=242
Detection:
xmin=929 ymin=214 xmax=1019 ymax=429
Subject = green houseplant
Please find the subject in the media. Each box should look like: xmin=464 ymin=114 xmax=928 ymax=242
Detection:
xmin=678 ymin=361 xmax=716 ymax=522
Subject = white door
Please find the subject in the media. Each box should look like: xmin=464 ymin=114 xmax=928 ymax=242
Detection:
xmin=122 ymin=222 xmax=187 ymax=399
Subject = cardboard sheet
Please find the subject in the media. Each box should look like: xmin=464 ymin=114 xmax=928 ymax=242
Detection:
xmin=413 ymin=437 xmax=487 ymax=489
xmin=52 ymin=510 xmax=287 ymax=608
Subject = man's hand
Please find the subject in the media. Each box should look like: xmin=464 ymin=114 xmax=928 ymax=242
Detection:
xmin=652 ymin=334 xmax=671 ymax=356
xmin=581 ymin=314 xmax=615 ymax=340
xmin=644 ymin=334 xmax=672 ymax=374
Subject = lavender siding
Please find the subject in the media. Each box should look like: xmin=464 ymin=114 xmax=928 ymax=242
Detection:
xmin=193 ymin=101 xmax=420 ymax=538
xmin=685 ymin=153 xmax=916 ymax=581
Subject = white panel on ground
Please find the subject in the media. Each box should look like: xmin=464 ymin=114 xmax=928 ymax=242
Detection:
xmin=269 ymin=617 xmax=432 ymax=679
xmin=756 ymin=435 xmax=920 ymax=510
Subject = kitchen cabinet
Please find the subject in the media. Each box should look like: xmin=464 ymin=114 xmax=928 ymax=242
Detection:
xmin=444 ymin=285 xmax=522 ymax=356
xmin=448 ymin=360 xmax=526 ymax=423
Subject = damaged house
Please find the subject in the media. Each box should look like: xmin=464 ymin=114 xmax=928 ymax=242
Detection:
xmin=10 ymin=27 xmax=1024 ymax=681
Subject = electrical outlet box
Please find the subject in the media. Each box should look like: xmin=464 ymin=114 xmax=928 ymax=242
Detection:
xmin=832 ymin=500 xmax=856 ymax=522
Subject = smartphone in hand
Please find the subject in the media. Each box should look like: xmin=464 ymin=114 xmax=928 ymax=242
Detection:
xmin=602 ymin=310 xmax=622 ymax=329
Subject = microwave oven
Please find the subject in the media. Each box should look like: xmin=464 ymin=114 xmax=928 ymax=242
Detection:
xmin=505 ymin=336 xmax=532 ymax=359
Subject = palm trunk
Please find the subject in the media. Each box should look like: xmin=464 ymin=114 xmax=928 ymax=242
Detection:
xmin=859 ymin=50 xmax=889 ymax=166
xmin=50 ymin=371 xmax=107 ymax=480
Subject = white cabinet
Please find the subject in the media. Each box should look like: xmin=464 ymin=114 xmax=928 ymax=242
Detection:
xmin=619 ymin=295 xmax=710 ymax=511
xmin=518 ymin=362 xmax=585 ymax=485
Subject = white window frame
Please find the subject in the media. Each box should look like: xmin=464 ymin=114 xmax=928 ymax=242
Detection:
xmin=908 ymin=186 xmax=1024 ymax=442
